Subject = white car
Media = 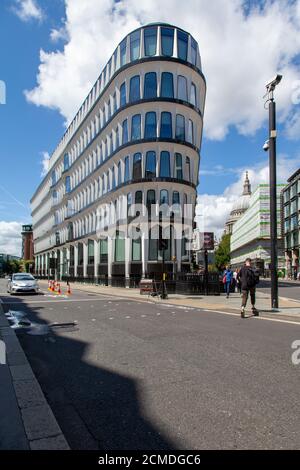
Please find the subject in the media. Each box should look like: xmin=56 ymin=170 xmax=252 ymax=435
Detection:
xmin=7 ymin=273 xmax=39 ymax=295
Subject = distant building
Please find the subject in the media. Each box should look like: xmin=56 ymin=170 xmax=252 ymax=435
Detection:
xmin=230 ymin=184 xmax=285 ymax=272
xmin=282 ymin=169 xmax=299 ymax=278
xmin=21 ymin=224 xmax=33 ymax=260
xmin=0 ymin=253 xmax=21 ymax=274
xmin=225 ymin=172 xmax=252 ymax=235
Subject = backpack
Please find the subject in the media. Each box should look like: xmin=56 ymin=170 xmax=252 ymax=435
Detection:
xmin=246 ymin=268 xmax=259 ymax=288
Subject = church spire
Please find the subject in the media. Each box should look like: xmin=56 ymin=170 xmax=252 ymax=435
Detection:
xmin=242 ymin=171 xmax=251 ymax=196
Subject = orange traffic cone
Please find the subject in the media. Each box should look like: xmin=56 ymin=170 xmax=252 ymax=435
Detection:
xmin=57 ymin=283 xmax=61 ymax=295
xmin=67 ymin=284 xmax=71 ymax=295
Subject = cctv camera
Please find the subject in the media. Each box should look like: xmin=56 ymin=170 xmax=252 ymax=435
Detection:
xmin=263 ymin=140 xmax=269 ymax=151
xmin=266 ymin=74 xmax=282 ymax=90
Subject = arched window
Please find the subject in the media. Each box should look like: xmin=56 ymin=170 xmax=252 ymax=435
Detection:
xmin=124 ymin=156 xmax=130 ymax=182
xmin=122 ymin=119 xmax=128 ymax=144
xmin=188 ymin=119 xmax=194 ymax=144
xmin=130 ymin=30 xmax=140 ymax=61
xmin=160 ymin=72 xmax=174 ymax=98
xmin=129 ymin=75 xmax=140 ymax=102
xmin=160 ymin=112 xmax=172 ymax=138
xmin=132 ymin=152 xmax=142 ymax=180
xmin=111 ymin=167 xmax=116 ymax=190
xmin=135 ymin=190 xmax=143 ymax=204
xmin=175 ymin=153 xmax=183 ymax=179
xmin=115 ymin=126 xmax=120 ymax=149
xmin=107 ymin=171 xmax=111 ymax=192
xmin=177 ymin=30 xmax=188 ymax=61
xmin=190 ymin=83 xmax=197 ymax=107
xmin=144 ymin=72 xmax=157 ymax=99
xmin=118 ymin=161 xmax=122 ymax=185
xmin=120 ymin=38 xmax=127 ymax=67
xmin=145 ymin=151 xmax=156 ymax=178
xmin=120 ymin=82 xmax=126 ymax=107
xmin=159 ymin=151 xmax=170 ymax=177
xmin=144 ymin=26 xmax=157 ymax=56
xmin=177 ymin=75 xmax=188 ymax=101
xmin=185 ymin=157 xmax=191 ymax=181
xmin=191 ymin=37 xmax=198 ymax=65
xmin=131 ymin=114 xmax=141 ymax=141
xmin=107 ymin=99 xmax=111 ymax=120
xmin=160 ymin=189 xmax=169 ymax=205
xmin=172 ymin=191 xmax=180 ymax=205
xmin=161 ymin=27 xmax=174 ymax=56
xmin=144 ymin=112 xmax=157 ymax=139
xmin=175 ymin=114 xmax=185 ymax=140
xmin=146 ymin=189 xmax=156 ymax=211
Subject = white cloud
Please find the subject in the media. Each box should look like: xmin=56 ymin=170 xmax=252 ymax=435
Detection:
xmin=25 ymin=0 xmax=300 ymax=139
xmin=12 ymin=0 xmax=44 ymax=22
xmin=40 ymin=151 xmax=50 ymax=176
xmin=196 ymin=154 xmax=300 ymax=238
xmin=0 ymin=221 xmax=22 ymax=256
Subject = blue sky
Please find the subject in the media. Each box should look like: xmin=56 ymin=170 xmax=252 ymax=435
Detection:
xmin=0 ymin=0 xmax=299 ymax=255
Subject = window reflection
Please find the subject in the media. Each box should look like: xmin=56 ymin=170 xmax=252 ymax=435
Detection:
xmin=160 ymin=151 xmax=170 ymax=177
xmin=160 ymin=112 xmax=172 ymax=139
xmin=177 ymin=75 xmax=188 ymax=101
xmin=190 ymin=82 xmax=197 ymax=107
xmin=131 ymin=114 xmax=141 ymax=141
xmin=177 ymin=30 xmax=188 ymax=61
xmin=175 ymin=114 xmax=185 ymax=140
xmin=145 ymin=151 xmax=156 ymax=178
xmin=124 ymin=156 xmax=130 ymax=182
xmin=120 ymin=82 xmax=126 ymax=107
xmin=122 ymin=119 xmax=128 ymax=145
xmin=144 ymin=72 xmax=157 ymax=99
xmin=133 ymin=152 xmax=142 ymax=180
xmin=161 ymin=27 xmax=174 ymax=56
xmin=144 ymin=112 xmax=157 ymax=139
xmin=130 ymin=30 xmax=140 ymax=61
xmin=191 ymin=37 xmax=197 ymax=65
xmin=144 ymin=26 xmax=157 ymax=56
xmin=120 ymin=38 xmax=127 ymax=67
xmin=175 ymin=153 xmax=183 ymax=179
xmin=129 ymin=75 xmax=140 ymax=102
xmin=188 ymin=119 xmax=194 ymax=144
xmin=161 ymin=72 xmax=174 ymax=98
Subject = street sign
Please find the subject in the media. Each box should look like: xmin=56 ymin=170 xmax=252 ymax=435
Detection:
xmin=200 ymin=232 xmax=214 ymax=251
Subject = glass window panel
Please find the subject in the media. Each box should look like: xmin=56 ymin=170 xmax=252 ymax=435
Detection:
xmin=135 ymin=191 xmax=143 ymax=204
xmin=191 ymin=37 xmax=197 ymax=65
xmin=127 ymin=193 xmax=132 ymax=216
xmin=88 ymin=240 xmax=94 ymax=264
xmin=144 ymin=112 xmax=157 ymax=139
xmin=188 ymin=119 xmax=194 ymax=144
xmin=145 ymin=151 xmax=156 ymax=178
xmin=133 ymin=152 xmax=142 ymax=180
xmin=172 ymin=191 xmax=180 ymax=204
xmin=120 ymin=38 xmax=127 ymax=67
xmin=129 ymin=75 xmax=140 ymax=102
xmin=160 ymin=189 xmax=169 ymax=205
xmin=147 ymin=190 xmax=156 ymax=207
xmin=131 ymin=114 xmax=141 ymax=141
xmin=175 ymin=114 xmax=185 ymax=140
xmin=177 ymin=30 xmax=188 ymax=61
xmin=120 ymin=82 xmax=126 ymax=107
xmin=115 ymin=232 xmax=125 ymax=262
xmin=190 ymin=83 xmax=197 ymax=107
xmin=148 ymin=230 xmax=158 ymax=260
xmin=64 ymin=153 xmax=69 ymax=171
xmin=115 ymin=127 xmax=120 ymax=149
xmin=177 ymin=75 xmax=188 ymax=101
xmin=118 ymin=162 xmax=122 ymax=185
xmin=124 ymin=156 xmax=130 ymax=182
xmin=185 ymin=157 xmax=191 ymax=181
xmin=160 ymin=112 xmax=172 ymax=139
xmin=65 ymin=176 xmax=71 ymax=193
xmin=144 ymin=26 xmax=157 ymax=56
xmin=100 ymin=238 xmax=108 ymax=263
xmin=175 ymin=153 xmax=183 ymax=179
xmin=132 ymin=238 xmax=141 ymax=261
xmin=144 ymin=72 xmax=157 ymax=99
xmin=161 ymin=72 xmax=174 ymax=98
xmin=112 ymin=167 xmax=116 ymax=190
xmin=122 ymin=119 xmax=128 ymax=144
xmin=161 ymin=27 xmax=174 ymax=56
xmin=160 ymin=151 xmax=170 ymax=177
xmin=130 ymin=30 xmax=140 ymax=61
xmin=112 ymin=92 xmax=117 ymax=113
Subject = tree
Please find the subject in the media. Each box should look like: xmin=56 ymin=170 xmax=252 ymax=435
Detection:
xmin=215 ymin=234 xmax=231 ymax=271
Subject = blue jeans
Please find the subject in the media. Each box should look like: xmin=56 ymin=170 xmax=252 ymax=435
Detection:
xmin=224 ymin=281 xmax=231 ymax=296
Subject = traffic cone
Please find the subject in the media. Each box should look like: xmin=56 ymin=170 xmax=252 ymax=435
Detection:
xmin=67 ymin=284 xmax=71 ymax=295
xmin=51 ymin=281 xmax=54 ymax=292
xmin=57 ymin=283 xmax=61 ymax=295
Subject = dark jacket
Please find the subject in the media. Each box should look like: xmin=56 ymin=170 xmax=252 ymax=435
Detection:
xmin=237 ymin=266 xmax=258 ymax=290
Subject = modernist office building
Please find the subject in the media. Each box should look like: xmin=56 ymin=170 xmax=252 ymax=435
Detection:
xmin=31 ymin=23 xmax=206 ymax=283
xmin=282 ymin=168 xmax=300 ymax=278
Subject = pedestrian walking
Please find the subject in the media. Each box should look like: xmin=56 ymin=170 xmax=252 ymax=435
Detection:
xmin=237 ymin=258 xmax=259 ymax=318
xmin=223 ymin=265 xmax=233 ymax=299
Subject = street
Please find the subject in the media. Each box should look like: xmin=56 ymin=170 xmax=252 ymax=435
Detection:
xmin=1 ymin=278 xmax=300 ymax=450
xmin=258 ymin=279 xmax=300 ymax=301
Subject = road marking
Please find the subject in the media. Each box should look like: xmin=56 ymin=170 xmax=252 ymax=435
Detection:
xmin=109 ymin=317 xmax=114 ymax=320
xmin=92 ymin=319 xmax=96 ymax=321
xmin=201 ymin=309 xmax=300 ymax=326
xmin=141 ymin=315 xmax=146 ymax=317
xmin=125 ymin=316 xmax=131 ymax=319
xmin=0 ymin=298 xmax=117 ymax=305
xmin=157 ymin=313 xmax=161 ymax=316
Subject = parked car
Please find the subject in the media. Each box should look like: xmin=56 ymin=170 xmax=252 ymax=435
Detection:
xmin=7 ymin=273 xmax=39 ymax=295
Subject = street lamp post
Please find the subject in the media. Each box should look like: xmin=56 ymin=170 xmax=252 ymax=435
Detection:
xmin=264 ymin=74 xmax=282 ymax=309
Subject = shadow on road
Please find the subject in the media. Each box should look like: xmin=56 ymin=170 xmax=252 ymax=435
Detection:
xmin=1 ymin=293 xmax=178 ymax=450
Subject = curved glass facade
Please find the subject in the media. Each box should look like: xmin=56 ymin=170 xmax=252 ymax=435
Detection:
xmin=32 ymin=23 xmax=206 ymax=281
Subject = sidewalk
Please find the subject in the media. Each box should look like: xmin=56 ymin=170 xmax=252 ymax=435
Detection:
xmin=0 ymin=300 xmax=69 ymax=450
xmin=39 ymin=280 xmax=300 ymax=318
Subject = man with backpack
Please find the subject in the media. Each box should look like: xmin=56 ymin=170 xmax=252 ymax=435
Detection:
xmin=237 ymin=258 xmax=259 ymax=318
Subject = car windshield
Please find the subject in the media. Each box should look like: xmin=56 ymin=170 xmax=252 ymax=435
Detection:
xmin=13 ymin=274 xmax=35 ymax=281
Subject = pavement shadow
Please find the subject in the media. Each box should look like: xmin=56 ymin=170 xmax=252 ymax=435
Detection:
xmin=1 ymin=294 xmax=178 ymax=450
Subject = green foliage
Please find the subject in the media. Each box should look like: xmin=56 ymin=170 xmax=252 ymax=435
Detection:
xmin=215 ymin=234 xmax=231 ymax=271
xmin=1 ymin=259 xmax=23 ymax=274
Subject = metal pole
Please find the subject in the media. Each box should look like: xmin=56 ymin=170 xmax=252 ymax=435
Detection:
xmin=269 ymin=97 xmax=279 ymax=309
xmin=204 ymin=249 xmax=209 ymax=295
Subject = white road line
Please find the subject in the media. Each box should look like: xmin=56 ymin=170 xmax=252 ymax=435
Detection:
xmin=125 ymin=316 xmax=131 ymax=318
xmin=201 ymin=309 xmax=300 ymax=326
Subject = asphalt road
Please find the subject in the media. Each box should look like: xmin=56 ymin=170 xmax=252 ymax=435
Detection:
xmin=1 ymin=279 xmax=300 ymax=450
xmin=258 ymin=279 xmax=300 ymax=301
